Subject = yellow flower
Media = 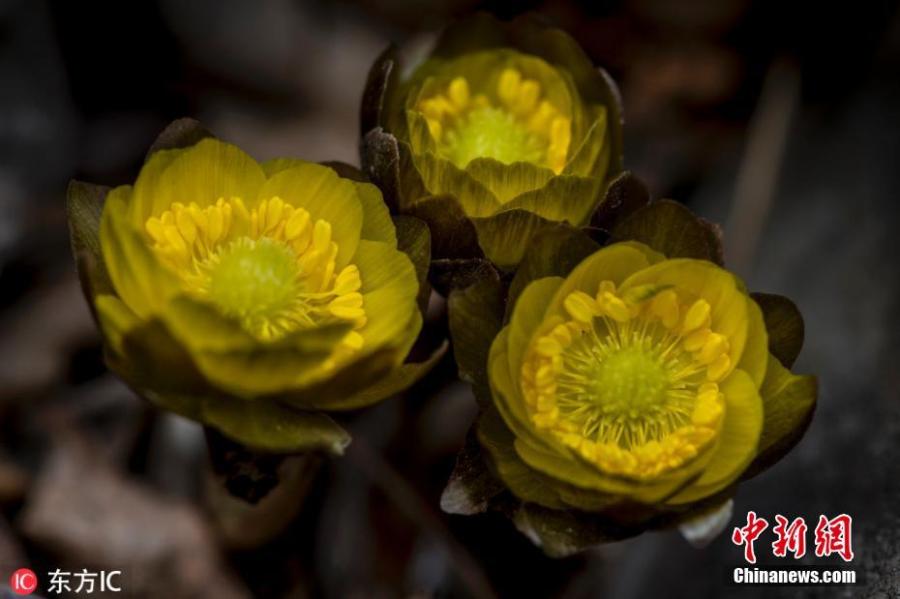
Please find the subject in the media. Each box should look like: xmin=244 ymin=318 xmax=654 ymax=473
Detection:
xmin=361 ymin=13 xmax=623 ymax=270
xmin=68 ymin=123 xmax=439 ymax=453
xmin=411 ymin=58 xmax=578 ymax=177
xmin=483 ymin=242 xmax=816 ymax=510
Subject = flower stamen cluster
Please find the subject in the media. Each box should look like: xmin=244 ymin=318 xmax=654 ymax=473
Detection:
xmin=521 ymin=282 xmax=735 ymax=480
xmin=416 ymin=66 xmax=572 ymax=174
xmin=145 ymin=196 xmax=366 ymax=347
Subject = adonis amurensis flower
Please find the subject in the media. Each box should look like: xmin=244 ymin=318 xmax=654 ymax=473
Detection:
xmin=485 ymin=241 xmax=816 ymax=511
xmin=361 ymin=13 xmax=623 ymax=269
xmin=416 ymin=61 xmax=573 ymax=175
xmin=524 ymin=272 xmax=743 ymax=486
xmin=69 ymin=124 xmax=435 ymax=452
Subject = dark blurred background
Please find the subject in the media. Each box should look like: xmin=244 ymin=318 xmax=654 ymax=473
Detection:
xmin=1 ymin=0 xmax=899 ymax=597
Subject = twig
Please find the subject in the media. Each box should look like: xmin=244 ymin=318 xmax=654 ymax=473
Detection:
xmin=725 ymin=58 xmax=800 ymax=274
xmin=347 ymin=437 xmax=498 ymax=599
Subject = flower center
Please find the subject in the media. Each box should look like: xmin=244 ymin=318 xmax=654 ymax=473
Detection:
xmin=206 ymin=237 xmax=301 ymax=327
xmin=588 ymin=345 xmax=671 ymax=414
xmin=144 ymin=197 xmax=366 ymax=346
xmin=521 ymin=283 xmax=732 ymax=480
xmin=441 ymin=106 xmax=546 ymax=168
xmin=417 ymin=69 xmax=571 ymax=174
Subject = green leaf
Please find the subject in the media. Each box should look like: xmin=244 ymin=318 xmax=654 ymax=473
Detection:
xmin=360 ymin=44 xmax=399 ymax=136
xmin=144 ymin=387 xmax=350 ymax=455
xmin=471 ymin=209 xmax=555 ymax=270
xmin=440 ymin=427 xmax=505 ymax=515
xmin=750 ymin=292 xmax=805 ymax=368
xmin=66 ymin=180 xmax=114 ymax=307
xmin=360 ymin=128 xmax=403 ymax=212
xmin=145 ymin=118 xmax=212 ymax=159
xmin=393 ymin=215 xmax=432 ymax=312
xmin=476 ymin=407 xmax=566 ymax=509
xmin=447 ymin=270 xmax=504 ymax=404
xmin=610 ymin=199 xmax=724 ymax=265
xmin=394 ymin=140 xmax=431 ymax=212
xmin=323 ymin=340 xmax=448 ymax=411
xmin=507 ymin=224 xmax=600 ymax=314
xmin=406 ymin=194 xmax=483 ymax=260
xmin=430 ymin=257 xmax=497 ymax=296
xmin=591 ymin=170 xmax=650 ymax=231
xmin=203 ymin=397 xmax=350 ymax=455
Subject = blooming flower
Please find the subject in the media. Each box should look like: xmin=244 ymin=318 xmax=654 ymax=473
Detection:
xmin=68 ymin=121 xmax=437 ymax=453
xmin=444 ymin=221 xmax=816 ymax=554
xmin=360 ymin=13 xmax=623 ymax=271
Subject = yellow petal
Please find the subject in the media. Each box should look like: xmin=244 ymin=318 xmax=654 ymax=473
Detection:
xmin=544 ymin=243 xmax=656 ymax=325
xmin=130 ymin=138 xmax=265 ymax=225
xmin=101 ymin=186 xmax=181 ymax=318
xmin=354 ymin=181 xmax=397 ymax=245
xmin=489 ymin=328 xmax=561 ymax=455
xmin=738 ymin=296 xmax=769 ymax=387
xmin=505 ymin=276 xmax=565 ymax=386
xmin=95 ymin=294 xmax=141 ymax=356
xmin=620 ymin=259 xmax=751 ymax=381
xmin=410 ymin=151 xmax=501 ymax=218
xmin=354 ymin=240 xmax=419 ymax=351
xmin=257 ymin=162 xmax=363 ymax=268
xmin=667 ymin=368 xmax=764 ymax=504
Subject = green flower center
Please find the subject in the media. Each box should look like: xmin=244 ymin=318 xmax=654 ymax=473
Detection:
xmin=208 ymin=237 xmax=299 ymax=323
xmin=521 ymin=284 xmax=732 ymax=479
xmin=441 ymin=106 xmax=546 ymax=168
xmin=145 ymin=196 xmax=366 ymax=345
xmin=415 ymin=70 xmax=572 ymax=173
xmin=588 ymin=345 xmax=670 ymax=413
xmin=559 ymin=331 xmax=694 ymax=449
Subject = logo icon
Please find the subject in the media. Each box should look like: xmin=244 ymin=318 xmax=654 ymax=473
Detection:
xmin=9 ymin=568 xmax=38 ymax=595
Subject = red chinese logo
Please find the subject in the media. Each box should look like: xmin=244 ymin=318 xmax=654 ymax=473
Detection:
xmin=732 ymin=512 xmax=854 ymax=563
xmin=731 ymin=511 xmax=769 ymax=563
xmin=772 ymin=515 xmax=808 ymax=558
xmin=814 ymin=514 xmax=854 ymax=562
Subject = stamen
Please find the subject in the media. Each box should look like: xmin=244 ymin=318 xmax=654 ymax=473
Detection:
xmin=144 ymin=197 xmax=368 ymax=350
xmin=683 ymin=299 xmax=711 ymax=333
xmin=520 ymin=282 xmax=729 ymax=480
xmin=414 ymin=67 xmax=573 ymax=175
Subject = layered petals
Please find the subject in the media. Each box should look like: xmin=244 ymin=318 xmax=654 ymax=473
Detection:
xmin=477 ymin=241 xmax=815 ymax=518
xmin=361 ymin=13 xmax=623 ymax=270
xmin=70 ymin=124 xmax=436 ymax=453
